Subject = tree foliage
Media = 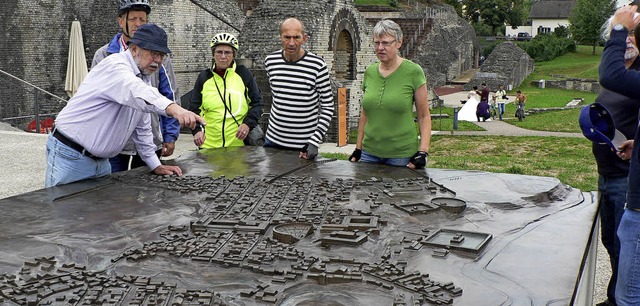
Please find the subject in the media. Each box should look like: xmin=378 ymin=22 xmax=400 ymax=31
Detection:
xmin=462 ymin=0 xmax=526 ymax=35
xmin=518 ymin=33 xmax=577 ymax=61
xmin=568 ymin=0 xmax=616 ymax=54
xmin=441 ymin=0 xmax=463 ymax=16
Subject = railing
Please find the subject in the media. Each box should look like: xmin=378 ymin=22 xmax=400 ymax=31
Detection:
xmin=0 ymin=68 xmax=67 ymax=133
xmin=401 ymin=7 xmax=456 ymax=58
xmin=401 ymin=17 xmax=428 ymax=58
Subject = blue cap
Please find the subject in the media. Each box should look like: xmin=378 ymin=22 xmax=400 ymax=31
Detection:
xmin=579 ymin=103 xmax=626 ymax=151
xmin=127 ymin=24 xmax=171 ymax=54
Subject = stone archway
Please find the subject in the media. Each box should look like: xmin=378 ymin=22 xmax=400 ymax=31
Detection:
xmin=329 ymin=8 xmax=361 ymax=82
xmin=334 ymin=30 xmax=355 ymax=81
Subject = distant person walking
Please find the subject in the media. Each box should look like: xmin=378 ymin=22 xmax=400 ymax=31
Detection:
xmin=514 ymin=90 xmax=527 ymax=119
xmin=515 ymin=90 xmax=526 ymax=110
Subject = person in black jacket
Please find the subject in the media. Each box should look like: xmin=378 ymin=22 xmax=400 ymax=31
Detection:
xmin=593 ymin=18 xmax=640 ymax=306
xmin=598 ymin=5 xmax=640 ymax=305
xmin=189 ymin=33 xmax=263 ymax=148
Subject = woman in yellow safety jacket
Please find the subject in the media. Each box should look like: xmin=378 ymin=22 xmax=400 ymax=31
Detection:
xmin=189 ymin=32 xmax=263 ymax=148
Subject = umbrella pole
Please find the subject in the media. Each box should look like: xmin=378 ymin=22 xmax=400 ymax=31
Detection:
xmin=34 ymin=90 xmax=40 ymax=133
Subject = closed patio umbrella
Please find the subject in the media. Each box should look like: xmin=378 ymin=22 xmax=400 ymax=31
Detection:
xmin=64 ymin=20 xmax=88 ymax=98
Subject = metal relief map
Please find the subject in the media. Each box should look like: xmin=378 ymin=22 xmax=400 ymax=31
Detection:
xmin=0 ymin=147 xmax=597 ymax=305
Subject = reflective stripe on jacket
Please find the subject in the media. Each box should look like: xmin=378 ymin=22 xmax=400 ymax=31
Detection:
xmin=189 ymin=62 xmax=263 ymax=148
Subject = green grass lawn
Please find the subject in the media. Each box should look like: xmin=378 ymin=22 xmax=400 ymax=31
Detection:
xmin=514 ymin=45 xmax=601 ymax=109
xmin=509 ymin=107 xmax=582 ymax=132
xmin=528 ymin=45 xmax=603 ymax=81
xmin=322 ymin=135 xmax=596 ymax=191
xmin=429 ymin=135 xmax=596 ymax=191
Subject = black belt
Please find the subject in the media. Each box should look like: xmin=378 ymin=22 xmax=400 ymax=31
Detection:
xmin=52 ymin=130 xmax=102 ymax=160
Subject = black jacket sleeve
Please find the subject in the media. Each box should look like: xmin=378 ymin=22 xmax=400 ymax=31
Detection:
xmin=189 ymin=69 xmax=210 ymax=135
xmin=599 ymin=28 xmax=640 ymax=99
xmin=236 ymin=65 xmax=264 ymax=129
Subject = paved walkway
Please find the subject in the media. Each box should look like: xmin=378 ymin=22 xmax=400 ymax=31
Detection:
xmin=442 ymin=120 xmax=583 ymax=137
xmin=436 ymin=90 xmax=583 ymax=138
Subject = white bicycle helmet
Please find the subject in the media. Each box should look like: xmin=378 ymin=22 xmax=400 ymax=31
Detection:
xmin=118 ymin=0 xmax=151 ymax=15
xmin=210 ymin=33 xmax=239 ymax=51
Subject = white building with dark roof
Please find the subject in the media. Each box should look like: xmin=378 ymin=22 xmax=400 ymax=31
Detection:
xmin=507 ymin=0 xmax=629 ymax=38
xmin=506 ymin=0 xmax=576 ymax=37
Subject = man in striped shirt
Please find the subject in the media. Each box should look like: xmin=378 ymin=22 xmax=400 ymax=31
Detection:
xmin=263 ymin=17 xmax=334 ymax=159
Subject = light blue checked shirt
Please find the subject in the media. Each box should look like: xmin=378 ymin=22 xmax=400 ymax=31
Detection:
xmin=55 ymin=49 xmax=173 ymax=170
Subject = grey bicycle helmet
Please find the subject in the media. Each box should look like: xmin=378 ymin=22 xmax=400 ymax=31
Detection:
xmin=118 ymin=0 xmax=151 ymax=15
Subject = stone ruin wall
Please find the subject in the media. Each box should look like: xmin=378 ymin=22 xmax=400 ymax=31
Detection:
xmin=0 ymin=0 xmax=244 ymax=126
xmin=545 ymin=78 xmax=600 ymax=93
xmin=237 ymin=1 xmax=478 ymax=133
xmin=0 ymin=0 xmax=478 ymax=136
xmin=464 ymin=41 xmax=534 ymax=91
xmin=407 ymin=4 xmax=477 ymax=89
xmin=0 ymin=0 xmax=111 ymax=122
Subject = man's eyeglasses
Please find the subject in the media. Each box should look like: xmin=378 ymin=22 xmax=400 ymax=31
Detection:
xmin=374 ymin=40 xmax=397 ymax=47
xmin=148 ymin=50 xmax=166 ymax=61
xmin=215 ymin=50 xmax=234 ymax=57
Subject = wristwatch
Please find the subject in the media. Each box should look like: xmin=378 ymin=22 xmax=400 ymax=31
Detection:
xmin=614 ymin=23 xmax=626 ymax=31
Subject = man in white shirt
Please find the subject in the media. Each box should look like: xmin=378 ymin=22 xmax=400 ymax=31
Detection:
xmin=46 ymin=24 xmax=205 ymax=187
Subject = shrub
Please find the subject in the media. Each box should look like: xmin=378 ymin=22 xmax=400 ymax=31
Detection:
xmin=389 ymin=0 xmax=398 ymax=7
xmin=472 ymin=22 xmax=493 ymax=36
xmin=553 ymin=25 xmax=570 ymax=38
xmin=482 ymin=40 xmax=503 ymax=57
xmin=518 ymin=33 xmax=576 ymax=61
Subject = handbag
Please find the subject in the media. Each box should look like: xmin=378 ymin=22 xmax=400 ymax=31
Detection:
xmin=244 ymin=125 xmax=265 ymax=146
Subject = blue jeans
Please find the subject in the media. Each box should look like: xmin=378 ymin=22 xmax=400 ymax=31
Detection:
xmin=616 ymin=208 xmax=640 ymax=305
xmin=599 ymin=175 xmax=628 ymax=304
xmin=110 ymin=150 xmax=161 ymax=173
xmin=361 ymin=150 xmax=410 ymax=167
xmin=45 ymin=134 xmax=111 ymax=187
xmin=497 ymin=103 xmax=505 ymax=120
xmin=109 ymin=154 xmax=131 ymax=173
